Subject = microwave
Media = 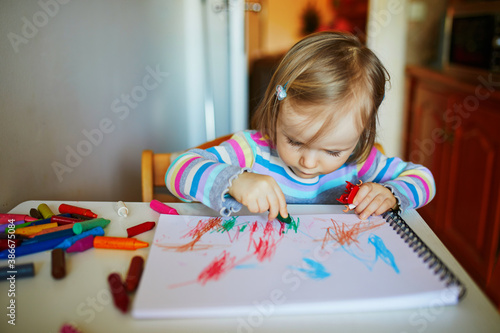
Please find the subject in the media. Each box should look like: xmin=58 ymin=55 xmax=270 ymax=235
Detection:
xmin=444 ymin=1 xmax=500 ymax=73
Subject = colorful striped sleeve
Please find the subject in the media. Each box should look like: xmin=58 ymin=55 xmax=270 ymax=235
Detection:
xmin=357 ymin=147 xmax=436 ymax=211
xmin=165 ymin=132 xmax=256 ymax=216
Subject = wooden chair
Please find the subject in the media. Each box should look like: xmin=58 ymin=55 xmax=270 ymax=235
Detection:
xmin=141 ymin=134 xmax=233 ymax=202
xmin=142 ymin=137 xmax=386 ymax=202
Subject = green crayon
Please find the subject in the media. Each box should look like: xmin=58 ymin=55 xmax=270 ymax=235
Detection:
xmin=73 ymin=218 xmax=110 ymax=235
xmin=277 ymin=212 xmax=292 ymax=224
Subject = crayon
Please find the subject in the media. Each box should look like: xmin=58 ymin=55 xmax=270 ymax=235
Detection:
xmin=0 ymin=262 xmax=35 ymax=280
xmin=31 ymin=214 xmax=72 ymax=226
xmin=0 ymin=238 xmax=22 ymax=251
xmin=15 ymin=223 xmax=58 ymax=236
xmin=51 ymin=248 xmax=66 ymax=279
xmin=149 ymin=200 xmax=179 ymax=215
xmin=0 ymin=220 xmax=28 ymax=233
xmin=55 ymin=227 xmax=105 ymax=250
xmin=126 ymin=221 xmax=155 ymax=238
xmin=59 ymin=204 xmax=97 ymax=218
xmin=22 ymin=228 xmax=75 ymax=245
xmin=70 ymin=214 xmax=94 ymax=220
xmin=125 ymin=256 xmax=144 ymax=292
xmin=94 ymin=236 xmax=148 ymax=250
xmin=0 ymin=235 xmax=71 ymax=259
xmin=30 ymin=208 xmax=43 ymax=220
xmin=72 ymin=218 xmax=110 ymax=235
xmin=0 ymin=214 xmax=38 ymax=224
xmin=4 ymin=214 xmax=72 ymax=233
xmin=51 ymin=216 xmax=83 ymax=225
xmin=66 ymin=235 xmax=94 ymax=253
xmin=38 ymin=203 xmax=55 ymax=219
xmin=108 ymin=272 xmax=129 ymax=313
xmin=277 ymin=212 xmax=292 ymax=224
xmin=28 ymin=224 xmax=74 ymax=238
xmin=0 ymin=233 xmax=28 ymax=240
xmin=59 ymin=323 xmax=82 ymax=333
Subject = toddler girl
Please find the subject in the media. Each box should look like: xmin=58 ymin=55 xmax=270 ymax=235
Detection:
xmin=166 ymin=32 xmax=435 ymax=221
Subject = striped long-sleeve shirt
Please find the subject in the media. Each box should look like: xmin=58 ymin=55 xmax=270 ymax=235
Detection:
xmin=166 ymin=130 xmax=435 ymax=216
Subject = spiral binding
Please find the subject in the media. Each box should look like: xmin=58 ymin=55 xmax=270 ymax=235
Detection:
xmin=382 ymin=209 xmax=467 ymax=300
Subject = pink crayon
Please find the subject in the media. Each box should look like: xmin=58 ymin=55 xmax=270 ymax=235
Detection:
xmin=0 ymin=214 xmax=38 ymax=224
xmin=59 ymin=323 xmax=82 ymax=333
xmin=66 ymin=235 xmax=94 ymax=253
xmin=149 ymin=200 xmax=179 ymax=215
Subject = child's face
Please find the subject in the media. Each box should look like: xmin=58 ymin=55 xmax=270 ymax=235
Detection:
xmin=276 ymin=100 xmax=361 ymax=179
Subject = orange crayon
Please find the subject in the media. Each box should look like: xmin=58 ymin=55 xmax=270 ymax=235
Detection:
xmin=93 ymin=236 xmax=149 ymax=250
xmin=15 ymin=222 xmax=58 ymax=236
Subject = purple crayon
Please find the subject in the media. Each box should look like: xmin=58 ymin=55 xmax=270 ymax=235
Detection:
xmin=66 ymin=235 xmax=95 ymax=253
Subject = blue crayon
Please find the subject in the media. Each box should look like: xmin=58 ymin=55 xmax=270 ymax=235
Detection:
xmin=22 ymin=229 xmax=75 ymax=245
xmin=0 ymin=262 xmax=35 ymax=280
xmin=0 ymin=236 xmax=70 ymax=259
xmin=55 ymin=226 xmax=105 ymax=250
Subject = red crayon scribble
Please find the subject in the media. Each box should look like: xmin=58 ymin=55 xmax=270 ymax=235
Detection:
xmin=252 ymin=237 xmax=279 ymax=262
xmin=183 ymin=217 xmax=223 ymax=240
xmin=321 ymin=219 xmax=384 ymax=249
xmin=247 ymin=221 xmax=259 ymax=251
xmin=197 ymin=250 xmax=237 ymax=285
xmin=159 ymin=217 xmax=223 ymax=252
xmin=263 ymin=221 xmax=275 ymax=237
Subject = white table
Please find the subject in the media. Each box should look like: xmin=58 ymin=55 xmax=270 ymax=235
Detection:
xmin=1 ymin=200 xmax=499 ymax=333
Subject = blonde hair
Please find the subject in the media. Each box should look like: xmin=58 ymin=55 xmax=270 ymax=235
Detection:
xmin=251 ymin=31 xmax=389 ymax=163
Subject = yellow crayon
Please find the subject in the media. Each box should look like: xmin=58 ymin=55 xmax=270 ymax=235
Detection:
xmin=15 ymin=222 xmax=58 ymax=236
xmin=38 ymin=203 xmax=55 ymax=219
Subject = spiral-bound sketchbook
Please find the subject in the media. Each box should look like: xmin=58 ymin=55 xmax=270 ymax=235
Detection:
xmin=132 ymin=212 xmax=466 ymax=318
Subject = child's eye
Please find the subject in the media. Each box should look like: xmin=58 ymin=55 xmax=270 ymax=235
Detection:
xmin=326 ymin=150 xmax=341 ymax=157
xmin=287 ymin=137 xmax=302 ymax=147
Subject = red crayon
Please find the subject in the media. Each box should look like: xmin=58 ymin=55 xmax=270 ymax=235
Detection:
xmin=59 ymin=204 xmax=98 ymax=218
xmin=126 ymin=221 xmax=156 ymax=238
xmin=0 ymin=239 xmax=22 ymax=251
xmin=125 ymin=256 xmax=144 ymax=292
xmin=108 ymin=273 xmax=129 ymax=313
xmin=51 ymin=215 xmax=83 ymax=225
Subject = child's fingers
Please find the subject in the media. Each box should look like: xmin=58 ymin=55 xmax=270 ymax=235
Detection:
xmin=267 ymin=187 xmax=287 ymax=221
xmin=274 ymin=186 xmax=288 ymax=219
xmin=354 ymin=183 xmax=396 ymax=220
xmin=357 ymin=195 xmax=389 ymax=220
xmin=267 ymin=196 xmax=280 ymax=221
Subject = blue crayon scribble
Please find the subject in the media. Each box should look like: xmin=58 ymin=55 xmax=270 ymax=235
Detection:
xmin=339 ymin=234 xmax=400 ymax=274
xmin=289 ymin=258 xmax=331 ymax=280
xmin=368 ymin=234 xmax=399 ymax=273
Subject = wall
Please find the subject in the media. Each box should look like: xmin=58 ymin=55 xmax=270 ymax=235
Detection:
xmin=366 ymin=0 xmax=409 ymax=157
xmin=0 ymin=0 xmax=242 ymax=212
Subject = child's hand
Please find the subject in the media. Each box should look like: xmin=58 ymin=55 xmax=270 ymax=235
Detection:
xmin=353 ymin=182 xmax=397 ymax=220
xmin=228 ymin=172 xmax=288 ymax=221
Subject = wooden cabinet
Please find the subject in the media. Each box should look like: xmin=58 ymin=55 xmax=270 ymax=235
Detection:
xmin=405 ymin=66 xmax=500 ymax=309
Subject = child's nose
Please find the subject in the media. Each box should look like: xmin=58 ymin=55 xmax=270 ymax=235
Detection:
xmin=299 ymin=150 xmax=317 ymax=169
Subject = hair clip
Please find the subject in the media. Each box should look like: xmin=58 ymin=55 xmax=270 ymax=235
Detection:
xmin=276 ymin=84 xmax=287 ymax=101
